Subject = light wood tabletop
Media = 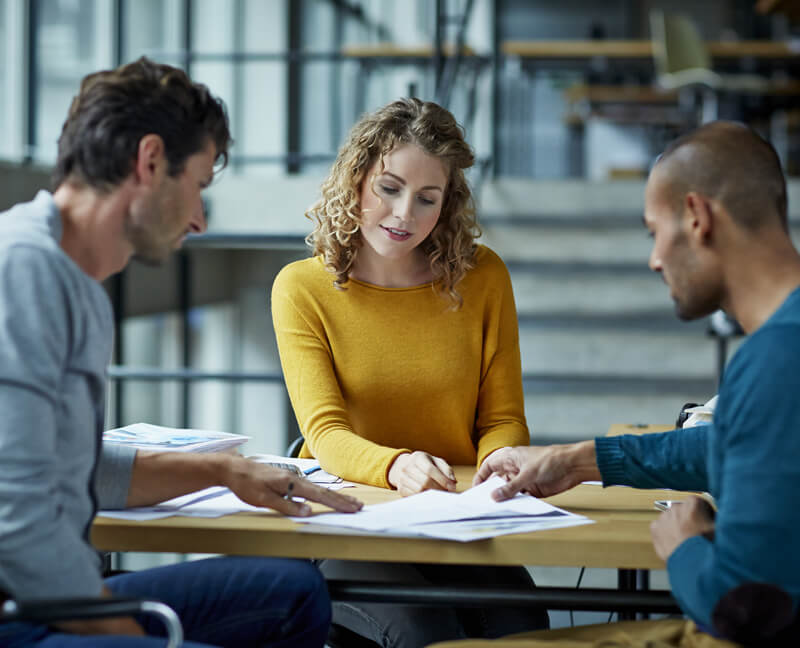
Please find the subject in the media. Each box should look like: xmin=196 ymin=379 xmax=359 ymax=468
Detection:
xmin=92 ymin=458 xmax=692 ymax=571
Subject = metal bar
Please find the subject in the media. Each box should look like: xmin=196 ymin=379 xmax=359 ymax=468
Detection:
xmin=107 ymin=367 xmax=284 ymax=382
xmin=434 ymin=0 xmax=445 ymax=89
xmin=617 ymin=569 xmax=637 ymax=620
xmin=287 ymin=0 xmax=303 ymax=174
xmin=115 ymin=0 xmax=124 ymax=64
xmin=183 ymin=0 xmax=193 ymax=72
xmin=105 ymin=366 xmax=714 ymax=396
xmin=26 ymin=0 xmax=38 ymax=160
xmin=522 ymin=374 xmax=716 ymax=396
xmin=436 ymin=0 xmax=475 ymax=107
xmin=140 ymin=50 xmax=490 ymax=63
xmin=491 ymin=0 xmax=501 ymax=178
xmin=326 ymin=581 xmax=680 ymax=614
xmin=182 ymin=232 xmax=306 ymax=249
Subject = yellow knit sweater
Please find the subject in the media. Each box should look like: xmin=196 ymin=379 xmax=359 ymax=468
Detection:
xmin=271 ymin=245 xmax=529 ymax=488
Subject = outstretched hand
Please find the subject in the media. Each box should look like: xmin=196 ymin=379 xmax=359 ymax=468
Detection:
xmin=223 ymin=456 xmax=363 ymax=517
xmin=474 ymin=442 xmax=600 ymax=501
xmin=388 ymin=451 xmax=457 ymax=497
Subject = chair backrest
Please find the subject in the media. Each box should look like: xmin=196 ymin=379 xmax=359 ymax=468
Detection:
xmin=650 ymin=10 xmax=713 ymax=77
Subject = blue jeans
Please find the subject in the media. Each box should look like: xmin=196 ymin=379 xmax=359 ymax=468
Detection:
xmin=0 ymin=557 xmax=330 ymax=647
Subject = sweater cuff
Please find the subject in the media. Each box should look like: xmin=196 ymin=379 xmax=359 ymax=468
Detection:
xmin=95 ymin=443 xmax=137 ymax=509
xmin=594 ymin=436 xmax=628 ymax=486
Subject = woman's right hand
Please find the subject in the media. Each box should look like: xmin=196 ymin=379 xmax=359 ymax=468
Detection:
xmin=387 ymin=451 xmax=457 ymax=496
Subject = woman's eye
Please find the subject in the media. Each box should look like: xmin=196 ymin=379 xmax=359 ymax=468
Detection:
xmin=380 ymin=185 xmax=398 ymax=194
xmin=418 ymin=196 xmax=435 ymax=206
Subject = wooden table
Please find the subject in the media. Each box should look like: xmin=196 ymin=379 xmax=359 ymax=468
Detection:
xmin=93 ymin=445 xmax=687 ymax=614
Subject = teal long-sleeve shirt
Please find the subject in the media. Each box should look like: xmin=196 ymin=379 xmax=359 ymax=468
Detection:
xmin=595 ymin=288 xmax=800 ymax=629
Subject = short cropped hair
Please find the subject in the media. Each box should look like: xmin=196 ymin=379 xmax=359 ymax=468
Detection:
xmin=657 ymin=121 xmax=787 ymax=230
xmin=54 ymin=57 xmax=232 ymax=191
xmin=306 ymin=98 xmax=480 ymax=307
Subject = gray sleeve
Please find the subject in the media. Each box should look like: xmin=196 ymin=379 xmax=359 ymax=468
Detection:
xmin=0 ymin=247 xmax=104 ymax=598
xmin=95 ymin=443 xmax=137 ymax=510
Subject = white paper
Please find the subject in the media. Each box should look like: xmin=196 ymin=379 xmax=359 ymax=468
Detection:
xmin=294 ymin=476 xmax=590 ymax=541
xmin=247 ymin=453 xmax=351 ymax=486
xmin=104 ymin=422 xmax=249 ymax=453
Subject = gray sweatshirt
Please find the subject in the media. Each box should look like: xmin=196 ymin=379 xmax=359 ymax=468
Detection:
xmin=0 ymin=191 xmax=136 ymax=599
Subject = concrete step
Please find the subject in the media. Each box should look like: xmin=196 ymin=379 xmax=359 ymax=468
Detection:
xmin=508 ymin=265 xmax=672 ymax=316
xmin=518 ymin=327 xmax=741 ymax=377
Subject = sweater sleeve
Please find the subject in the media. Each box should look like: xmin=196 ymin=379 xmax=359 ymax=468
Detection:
xmin=94 ymin=443 xmax=137 ymax=510
xmin=0 ymin=247 xmax=104 ymax=598
xmin=271 ymin=268 xmax=408 ymax=488
xmin=666 ymin=325 xmax=800 ymax=628
xmin=595 ymin=426 xmax=710 ymax=491
xmin=474 ymin=254 xmax=529 ymax=464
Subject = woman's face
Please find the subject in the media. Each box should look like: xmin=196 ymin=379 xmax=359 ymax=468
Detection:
xmin=357 ymin=143 xmax=448 ymax=266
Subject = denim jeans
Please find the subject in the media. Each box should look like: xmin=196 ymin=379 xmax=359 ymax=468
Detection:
xmin=0 ymin=557 xmax=330 ymax=647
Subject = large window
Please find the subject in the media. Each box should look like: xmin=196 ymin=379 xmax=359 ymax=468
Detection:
xmin=31 ymin=0 xmax=114 ymax=162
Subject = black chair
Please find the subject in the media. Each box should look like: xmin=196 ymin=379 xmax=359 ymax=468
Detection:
xmin=712 ymin=583 xmax=800 ymax=647
xmin=1 ymin=589 xmax=183 ymax=647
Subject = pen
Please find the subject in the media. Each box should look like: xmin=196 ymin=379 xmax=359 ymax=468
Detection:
xmin=303 ymin=465 xmax=322 ymax=476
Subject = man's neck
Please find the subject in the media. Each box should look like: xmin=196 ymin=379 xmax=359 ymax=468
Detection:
xmin=52 ymin=182 xmax=133 ymax=281
xmin=723 ymin=233 xmax=800 ymax=334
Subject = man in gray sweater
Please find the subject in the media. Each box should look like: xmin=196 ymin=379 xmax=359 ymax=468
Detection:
xmin=0 ymin=57 xmax=361 ymax=647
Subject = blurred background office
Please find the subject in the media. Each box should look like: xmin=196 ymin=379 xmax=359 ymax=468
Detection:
xmin=1 ymin=0 xmax=799 ymax=462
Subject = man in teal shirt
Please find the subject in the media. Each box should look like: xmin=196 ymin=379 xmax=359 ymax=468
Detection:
xmin=470 ymin=122 xmax=800 ymax=645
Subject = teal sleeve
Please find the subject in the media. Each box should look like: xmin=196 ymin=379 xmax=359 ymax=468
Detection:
xmin=594 ymin=426 xmax=709 ymax=491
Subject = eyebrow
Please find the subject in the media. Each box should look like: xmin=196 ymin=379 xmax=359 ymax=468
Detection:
xmin=381 ymin=171 xmax=443 ymax=193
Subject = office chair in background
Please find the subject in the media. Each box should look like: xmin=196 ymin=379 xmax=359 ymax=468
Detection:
xmin=650 ymin=10 xmax=770 ymax=124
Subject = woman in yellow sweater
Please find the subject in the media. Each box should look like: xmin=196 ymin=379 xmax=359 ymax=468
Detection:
xmin=271 ymin=98 xmax=548 ymax=647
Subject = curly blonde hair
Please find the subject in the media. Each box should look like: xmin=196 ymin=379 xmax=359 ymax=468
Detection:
xmin=306 ymin=98 xmax=480 ymax=307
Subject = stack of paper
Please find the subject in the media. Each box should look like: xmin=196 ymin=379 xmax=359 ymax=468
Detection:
xmin=103 ymin=422 xmax=250 ymax=453
xmin=295 ymin=475 xmax=593 ymax=542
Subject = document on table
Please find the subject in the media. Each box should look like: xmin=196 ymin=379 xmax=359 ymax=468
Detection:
xmin=246 ymin=453 xmax=352 ymax=486
xmin=293 ymin=475 xmax=593 ymax=542
xmin=98 ymin=473 xmax=352 ymax=521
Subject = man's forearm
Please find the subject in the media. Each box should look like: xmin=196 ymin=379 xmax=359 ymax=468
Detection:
xmin=126 ymin=451 xmax=232 ymax=507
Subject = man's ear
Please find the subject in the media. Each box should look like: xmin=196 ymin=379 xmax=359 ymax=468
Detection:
xmin=684 ymin=191 xmax=714 ymax=245
xmin=133 ymin=134 xmax=166 ymax=186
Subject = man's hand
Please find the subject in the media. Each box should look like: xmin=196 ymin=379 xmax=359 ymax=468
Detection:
xmin=221 ymin=455 xmax=363 ymax=516
xmin=54 ymin=587 xmax=145 ymax=636
xmin=651 ymin=496 xmax=716 ymax=561
xmin=127 ymin=451 xmax=362 ymax=515
xmin=388 ymin=451 xmax=456 ymax=497
xmin=473 ymin=441 xmax=601 ymax=500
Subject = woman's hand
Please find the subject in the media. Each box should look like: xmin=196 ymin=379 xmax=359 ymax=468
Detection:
xmin=388 ymin=451 xmax=457 ymax=496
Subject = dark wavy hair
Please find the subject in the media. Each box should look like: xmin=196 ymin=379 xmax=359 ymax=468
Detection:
xmin=306 ymin=98 xmax=480 ymax=307
xmin=54 ymin=57 xmax=232 ymax=191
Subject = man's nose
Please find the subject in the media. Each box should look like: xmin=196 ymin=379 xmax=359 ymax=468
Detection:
xmin=190 ymin=199 xmax=208 ymax=234
xmin=648 ymin=247 xmax=662 ymax=273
